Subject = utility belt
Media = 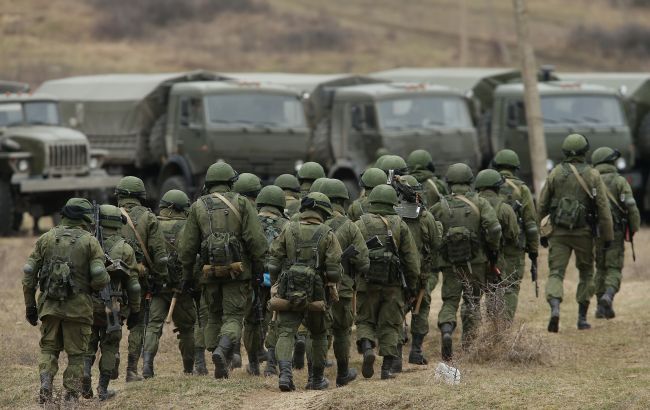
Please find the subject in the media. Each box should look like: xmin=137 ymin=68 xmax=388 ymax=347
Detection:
xmin=201 ymin=262 xmax=244 ymax=280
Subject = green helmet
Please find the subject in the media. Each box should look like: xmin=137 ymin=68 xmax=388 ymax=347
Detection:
xmin=475 ymin=169 xmax=504 ymax=190
xmin=492 ymin=149 xmax=521 ymax=169
xmin=233 ymin=173 xmax=262 ymax=196
xmin=309 ymin=177 xmax=328 ymax=194
xmin=256 ymin=185 xmax=286 ymax=210
xmin=99 ymin=204 xmax=125 ymax=229
xmin=159 ymin=189 xmax=190 ymax=212
xmin=274 ymin=173 xmax=300 ymax=192
xmin=445 ymin=163 xmax=474 ymax=185
xmin=562 ymin=133 xmax=590 ymax=157
xmin=400 ymin=174 xmax=422 ymax=190
xmin=205 ymin=162 xmax=238 ymax=184
xmin=115 ymin=176 xmax=146 ymax=198
xmin=378 ymin=155 xmax=408 ymax=175
xmin=591 ymin=146 xmax=620 ymax=165
xmin=61 ymin=197 xmax=94 ymax=224
xmin=300 ymin=192 xmax=333 ymax=216
xmin=407 ymin=149 xmax=435 ymax=173
xmin=297 ymin=161 xmax=326 ymax=182
xmin=361 ymin=168 xmax=388 ymax=189
xmin=368 ymin=184 xmax=398 ymax=206
xmin=321 ymin=178 xmax=349 ymax=200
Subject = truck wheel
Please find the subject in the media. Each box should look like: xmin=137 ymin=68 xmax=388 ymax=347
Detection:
xmin=149 ymin=114 xmax=167 ymax=161
xmin=160 ymin=175 xmax=189 ymax=198
xmin=12 ymin=212 xmax=23 ymax=231
xmin=0 ymin=180 xmax=15 ymax=236
xmin=342 ymin=178 xmax=360 ymax=200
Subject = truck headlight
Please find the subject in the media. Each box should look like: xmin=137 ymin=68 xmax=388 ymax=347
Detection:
xmin=615 ymin=157 xmax=626 ymax=170
xmin=17 ymin=159 xmax=29 ymax=173
xmin=89 ymin=157 xmax=99 ymax=169
xmin=294 ymin=160 xmax=304 ymax=172
xmin=546 ymin=159 xmax=554 ymax=172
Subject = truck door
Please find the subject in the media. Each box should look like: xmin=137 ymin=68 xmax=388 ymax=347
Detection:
xmin=344 ymin=101 xmax=382 ymax=167
xmin=177 ymin=95 xmax=211 ymax=174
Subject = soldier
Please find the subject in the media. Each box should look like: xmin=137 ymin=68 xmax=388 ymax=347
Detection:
xmin=406 ymin=149 xmax=448 ymax=207
xmin=430 ymin=164 xmax=501 ymax=360
xmin=354 ymin=185 xmax=420 ymax=380
xmin=274 ymin=174 xmax=301 ymax=217
xmin=114 ymin=176 xmax=169 ymax=382
xmin=142 ymin=190 xmax=196 ymax=377
xmin=297 ymin=162 xmax=326 ymax=198
xmin=178 ymin=162 xmax=267 ymax=379
xmin=83 ymin=205 xmax=141 ymax=401
xmin=492 ymin=149 xmax=540 ymax=321
xmin=234 ymin=173 xmax=262 ymax=206
xmin=538 ymin=134 xmax=613 ymax=332
xmin=22 ymin=198 xmax=110 ymax=403
xmin=376 ymin=155 xmax=409 ymax=176
xmin=348 ymin=168 xmax=388 ymax=222
xmin=397 ymin=175 xmax=443 ymax=367
xmin=368 ymin=147 xmax=390 ymax=169
xmin=475 ymin=170 xmax=520 ymax=323
xmin=268 ymin=192 xmax=343 ymax=391
xmin=590 ymin=147 xmax=640 ymax=319
xmin=320 ymin=179 xmax=369 ymax=386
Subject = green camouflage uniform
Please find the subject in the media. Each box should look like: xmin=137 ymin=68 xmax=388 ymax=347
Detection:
xmin=347 ymin=193 xmax=370 ymax=222
xmin=410 ymin=169 xmax=448 ymax=208
xmin=285 ymin=193 xmax=301 ymax=217
xmin=23 ymin=217 xmax=109 ymax=398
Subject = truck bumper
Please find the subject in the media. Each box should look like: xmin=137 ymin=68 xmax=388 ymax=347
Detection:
xmin=13 ymin=172 xmax=123 ymax=193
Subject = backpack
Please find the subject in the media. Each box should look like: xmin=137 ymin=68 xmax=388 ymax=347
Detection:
xmin=278 ymin=222 xmax=328 ymax=310
xmin=198 ymin=193 xmax=245 ymax=272
xmin=499 ymin=179 xmax=526 ymax=249
xmin=550 ymin=163 xmax=594 ymax=230
xmin=160 ymin=218 xmax=185 ymax=284
xmin=438 ymin=194 xmax=481 ymax=266
xmin=359 ymin=214 xmax=401 ymax=285
xmin=40 ymin=227 xmax=85 ymax=301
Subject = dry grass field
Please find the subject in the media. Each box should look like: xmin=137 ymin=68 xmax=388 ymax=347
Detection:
xmin=1 ymin=217 xmax=649 ymax=409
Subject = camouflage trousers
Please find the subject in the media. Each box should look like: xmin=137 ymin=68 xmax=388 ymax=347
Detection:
xmin=87 ymin=315 xmax=122 ymax=376
xmin=501 ymin=252 xmax=525 ymax=322
xmin=546 ymin=234 xmax=595 ymax=304
xmin=410 ymin=272 xmax=439 ymax=336
xmin=356 ymin=284 xmax=405 ymax=357
xmin=275 ymin=310 xmax=328 ymax=366
xmin=144 ymin=292 xmax=196 ymax=365
xmin=595 ymin=231 xmax=626 ymax=294
xmin=127 ymin=295 xmax=148 ymax=357
xmin=203 ymin=281 xmax=251 ymax=351
xmin=194 ymin=292 xmax=209 ymax=350
xmin=39 ymin=315 xmax=92 ymax=394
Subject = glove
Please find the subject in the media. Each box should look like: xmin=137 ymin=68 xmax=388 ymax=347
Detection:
xmin=603 ymin=240 xmax=612 ymax=250
xmin=26 ymin=305 xmax=38 ymax=326
xmin=126 ymin=311 xmax=140 ymax=330
xmin=262 ymin=273 xmax=271 ymax=288
xmin=180 ymin=279 xmax=194 ymax=295
xmin=540 ymin=237 xmax=549 ymax=248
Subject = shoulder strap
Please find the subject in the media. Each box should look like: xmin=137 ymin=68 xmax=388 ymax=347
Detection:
xmin=378 ymin=215 xmax=400 ymax=248
xmin=604 ymin=186 xmax=624 ymax=212
xmin=567 ymin=163 xmax=594 ymax=200
xmin=455 ymin=194 xmax=480 ymax=216
xmin=211 ymin=192 xmax=242 ymax=223
xmin=426 ymin=179 xmax=442 ymax=198
xmin=504 ymin=178 xmax=522 ymax=197
xmin=120 ymin=207 xmax=154 ymax=268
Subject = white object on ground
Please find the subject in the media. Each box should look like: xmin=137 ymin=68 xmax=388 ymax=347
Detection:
xmin=434 ymin=362 xmax=461 ymax=385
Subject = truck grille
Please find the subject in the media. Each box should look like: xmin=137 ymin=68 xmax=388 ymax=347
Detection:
xmin=48 ymin=143 xmax=88 ymax=174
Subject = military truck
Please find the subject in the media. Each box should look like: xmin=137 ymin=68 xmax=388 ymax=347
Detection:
xmin=0 ymin=92 xmax=120 ymax=235
xmin=38 ymin=72 xmax=310 ymax=202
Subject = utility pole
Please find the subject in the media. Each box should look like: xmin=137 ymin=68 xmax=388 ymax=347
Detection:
xmin=512 ymin=0 xmax=547 ymax=196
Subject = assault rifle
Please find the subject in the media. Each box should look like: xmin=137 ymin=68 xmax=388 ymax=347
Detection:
xmin=384 ymin=223 xmax=416 ymax=313
xmin=93 ymin=201 xmax=121 ymax=334
xmin=530 ymin=254 xmax=539 ymax=298
xmin=252 ymin=274 xmax=266 ymax=351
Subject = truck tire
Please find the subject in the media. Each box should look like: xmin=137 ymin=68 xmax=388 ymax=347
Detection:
xmin=0 ymin=180 xmax=15 ymax=236
xmin=149 ymin=114 xmax=167 ymax=162
xmin=160 ymin=175 xmax=189 ymax=198
xmin=342 ymin=178 xmax=360 ymax=201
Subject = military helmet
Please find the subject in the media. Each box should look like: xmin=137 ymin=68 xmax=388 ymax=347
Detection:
xmin=205 ymin=161 xmax=238 ymax=184
xmin=233 ymin=173 xmax=262 ymax=196
xmin=591 ymin=146 xmax=620 ymax=165
xmin=61 ymin=197 xmax=94 ymax=224
xmin=256 ymin=185 xmax=286 ymax=210
xmin=378 ymin=155 xmax=408 ymax=175
xmin=361 ymin=168 xmax=388 ymax=189
xmin=159 ymin=189 xmax=190 ymax=212
xmin=368 ymin=184 xmax=398 ymax=206
xmin=274 ymin=173 xmax=300 ymax=192
xmin=297 ymin=161 xmax=326 ymax=182
xmin=309 ymin=177 xmax=328 ymax=194
xmin=300 ymin=192 xmax=333 ymax=216
xmin=492 ymin=149 xmax=521 ymax=169
xmin=562 ymin=133 xmax=590 ymax=156
xmin=475 ymin=169 xmax=505 ymax=190
xmin=321 ymin=178 xmax=349 ymax=200
xmin=407 ymin=149 xmax=435 ymax=172
xmin=400 ymin=174 xmax=422 ymax=190
xmin=115 ymin=176 xmax=146 ymax=198
xmin=99 ymin=204 xmax=125 ymax=229
xmin=374 ymin=154 xmax=391 ymax=170
xmin=445 ymin=163 xmax=474 ymax=185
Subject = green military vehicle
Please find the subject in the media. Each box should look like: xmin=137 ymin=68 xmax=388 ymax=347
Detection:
xmin=38 ymin=71 xmax=310 ymax=202
xmin=0 ymin=91 xmax=119 ymax=235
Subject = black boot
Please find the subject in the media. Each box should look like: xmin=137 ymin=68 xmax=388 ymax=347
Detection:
xmin=64 ymin=390 xmax=79 ymax=403
xmin=577 ymin=302 xmax=591 ymax=330
xmin=600 ymin=287 xmax=616 ymax=319
xmin=440 ymin=323 xmax=453 ymax=361
xmin=38 ymin=372 xmax=52 ymax=404
xmin=111 ymin=353 xmax=120 ymax=380
xmin=183 ymin=357 xmax=194 ymax=375
xmin=264 ymin=347 xmax=278 ymax=376
xmin=231 ymin=340 xmax=242 ymax=370
xmin=292 ymin=335 xmax=306 ymax=370
xmin=142 ymin=352 xmax=155 ymax=379
xmin=547 ymin=298 xmax=561 ymax=333
xmin=194 ymin=348 xmax=208 ymax=376
xmin=246 ymin=351 xmax=260 ymax=376
xmin=311 ymin=365 xmax=329 ymax=390
xmin=305 ymin=361 xmax=314 ymax=390
xmin=380 ymin=356 xmax=396 ymax=380
xmin=392 ymin=344 xmax=403 ymax=373
xmin=278 ymin=360 xmax=295 ymax=392
xmin=212 ymin=336 xmax=233 ymax=379
xmin=335 ymin=359 xmax=357 ymax=387
xmin=359 ymin=338 xmax=375 ymax=379
xmin=257 ymin=348 xmax=268 ymax=363
xmin=126 ymin=353 xmax=143 ymax=382
xmin=97 ymin=372 xmax=116 ymax=401
xmin=595 ymin=294 xmax=606 ymax=319
xmin=408 ymin=333 xmax=428 ymax=365
xmin=81 ymin=356 xmax=93 ymax=399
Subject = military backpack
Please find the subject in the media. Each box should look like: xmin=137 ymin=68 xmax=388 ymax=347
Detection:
xmin=40 ymin=227 xmax=87 ymax=301
xmin=359 ymin=214 xmax=402 ymax=285
xmin=438 ymin=194 xmax=481 ymax=266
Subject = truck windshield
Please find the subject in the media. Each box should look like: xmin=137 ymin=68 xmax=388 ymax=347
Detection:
xmin=205 ymin=93 xmax=306 ymax=128
xmin=377 ymin=95 xmax=472 ymax=130
xmin=540 ymin=95 xmax=624 ymax=126
xmin=24 ymin=101 xmax=60 ymax=125
xmin=0 ymin=103 xmax=23 ymax=126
